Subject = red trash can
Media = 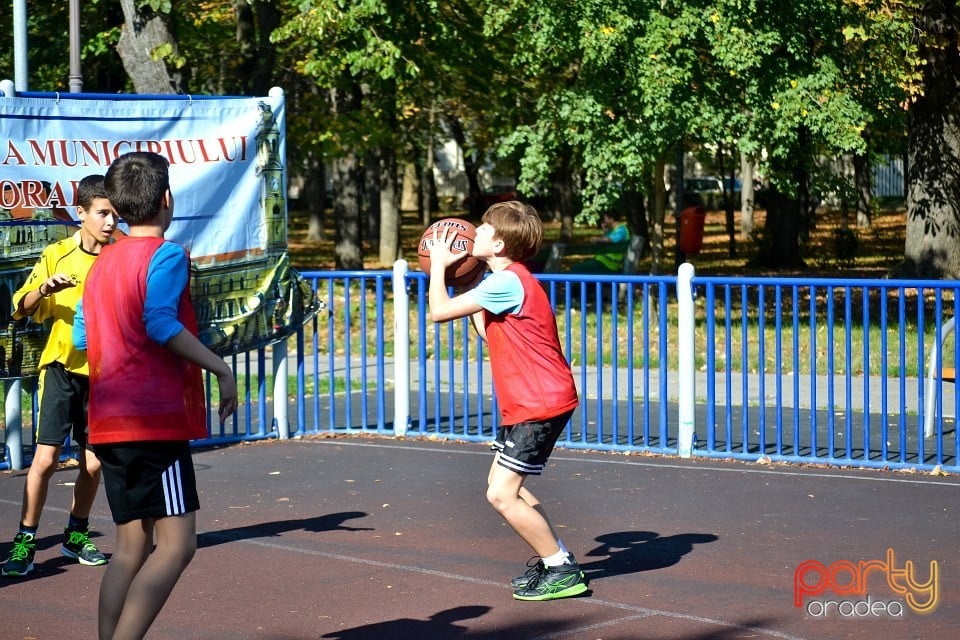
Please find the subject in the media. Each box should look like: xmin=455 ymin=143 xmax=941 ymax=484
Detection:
xmin=679 ymin=206 xmax=707 ymax=254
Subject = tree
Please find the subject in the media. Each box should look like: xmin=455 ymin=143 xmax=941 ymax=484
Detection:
xmin=116 ymin=0 xmax=182 ymax=93
xmin=900 ymin=1 xmax=960 ymax=279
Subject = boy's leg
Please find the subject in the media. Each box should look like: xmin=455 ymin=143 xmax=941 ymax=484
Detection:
xmin=107 ymin=512 xmax=197 ymax=640
xmin=99 ymin=518 xmax=153 ymax=640
xmin=19 ymin=443 xmax=61 ymax=526
xmin=486 ymin=457 xmax=562 ymax=558
xmin=62 ymin=447 xmax=107 ymax=566
xmin=71 ymin=444 xmax=102 ymax=520
xmin=0 ymin=443 xmax=59 ymax=577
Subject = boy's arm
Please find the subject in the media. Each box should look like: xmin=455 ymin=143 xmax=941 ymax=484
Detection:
xmin=13 ymin=255 xmax=75 ymax=319
xmin=144 ymin=242 xmax=237 ymax=422
xmin=164 ymin=330 xmax=238 ymax=423
xmin=427 ymin=226 xmax=484 ymax=322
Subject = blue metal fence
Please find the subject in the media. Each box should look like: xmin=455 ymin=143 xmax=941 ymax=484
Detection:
xmin=3 ymin=264 xmax=957 ymax=472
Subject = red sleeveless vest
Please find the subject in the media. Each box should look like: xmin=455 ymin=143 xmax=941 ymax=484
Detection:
xmin=483 ymin=263 xmax=579 ymax=424
xmin=84 ymin=236 xmax=207 ymax=444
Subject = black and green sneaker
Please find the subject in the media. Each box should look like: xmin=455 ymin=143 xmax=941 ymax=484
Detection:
xmin=511 ymin=557 xmax=546 ymax=588
xmin=2 ymin=532 xmax=37 ymax=577
xmin=512 ymin=558 xmax=588 ymax=601
xmin=62 ymin=527 xmax=107 ymax=566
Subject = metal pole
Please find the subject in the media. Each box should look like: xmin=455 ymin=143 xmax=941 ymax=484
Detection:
xmin=4 ymin=380 xmax=24 ymax=470
xmin=272 ymin=341 xmax=289 ymax=439
xmin=0 ymin=81 xmax=22 ymax=468
xmin=392 ymin=260 xmax=410 ymax=436
xmin=69 ymin=0 xmax=83 ymax=92
xmin=924 ymin=316 xmax=955 ymax=438
xmin=677 ymin=262 xmax=696 ymax=457
xmin=13 ymin=0 xmax=28 ymax=90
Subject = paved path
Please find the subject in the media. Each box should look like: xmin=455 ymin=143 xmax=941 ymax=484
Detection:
xmin=1 ymin=435 xmax=957 ymax=639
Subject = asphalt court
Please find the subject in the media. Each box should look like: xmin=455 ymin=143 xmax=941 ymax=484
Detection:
xmin=0 ymin=435 xmax=957 ymax=639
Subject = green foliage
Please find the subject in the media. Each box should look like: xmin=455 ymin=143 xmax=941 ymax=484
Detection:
xmin=3 ymin=0 xmax=931 ymax=254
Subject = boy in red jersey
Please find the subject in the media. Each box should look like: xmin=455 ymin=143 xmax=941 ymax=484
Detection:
xmin=426 ymin=201 xmax=586 ymax=601
xmin=74 ymin=151 xmax=237 ymax=640
xmin=2 ymin=174 xmax=118 ymax=577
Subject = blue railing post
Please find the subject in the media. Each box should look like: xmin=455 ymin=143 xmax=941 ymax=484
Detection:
xmin=677 ymin=262 xmax=696 ymax=457
xmin=393 ymin=260 xmax=411 ymax=436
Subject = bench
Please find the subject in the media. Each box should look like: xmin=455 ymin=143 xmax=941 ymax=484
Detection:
xmin=542 ymin=234 xmax=646 ymax=276
xmin=542 ymin=235 xmax=647 ymax=305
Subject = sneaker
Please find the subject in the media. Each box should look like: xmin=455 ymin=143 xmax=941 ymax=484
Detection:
xmin=2 ymin=532 xmax=37 ymax=577
xmin=513 ymin=558 xmax=588 ymax=601
xmin=62 ymin=527 xmax=107 ymax=566
xmin=511 ymin=557 xmax=546 ymax=588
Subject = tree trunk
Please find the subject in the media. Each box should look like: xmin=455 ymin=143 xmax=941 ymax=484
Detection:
xmin=331 ymin=83 xmax=363 ymax=270
xmin=852 ymin=152 xmax=873 ymax=229
xmin=304 ymin=154 xmax=326 ymax=242
xmin=401 ymin=161 xmax=419 ymax=212
xmin=762 ymin=189 xmax=805 ymax=269
xmin=900 ymin=1 xmax=960 ymax=279
xmin=116 ymin=0 xmax=181 ymax=94
xmin=333 ymin=152 xmax=362 ymax=270
xmin=552 ymin=146 xmax=575 ymax=242
xmin=717 ymin=144 xmax=736 ymax=257
xmin=420 ymin=107 xmax=437 ymax=221
xmin=365 ymin=150 xmax=381 ymax=247
xmin=740 ymin=153 xmax=756 ymax=239
xmin=379 ymin=147 xmax=400 ymax=266
xmin=649 ymin=159 xmax=667 ymax=275
xmin=233 ymin=0 xmax=280 ymax=96
xmin=622 ymin=189 xmax=647 ymax=244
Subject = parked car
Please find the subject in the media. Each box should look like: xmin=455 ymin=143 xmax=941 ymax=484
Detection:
xmin=683 ymin=176 xmax=733 ymax=210
xmin=682 ymin=176 xmax=770 ymax=210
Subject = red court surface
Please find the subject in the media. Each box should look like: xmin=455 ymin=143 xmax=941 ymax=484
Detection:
xmin=1 ymin=435 xmax=957 ymax=639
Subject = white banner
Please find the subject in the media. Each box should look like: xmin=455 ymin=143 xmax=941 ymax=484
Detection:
xmin=1 ymin=90 xmax=319 ymax=377
xmin=0 ymin=93 xmax=282 ymax=260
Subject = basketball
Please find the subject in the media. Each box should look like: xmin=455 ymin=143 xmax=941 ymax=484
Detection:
xmin=417 ymin=217 xmax=485 ymax=287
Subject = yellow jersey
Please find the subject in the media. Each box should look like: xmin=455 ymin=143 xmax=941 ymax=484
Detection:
xmin=13 ymin=231 xmax=97 ymax=375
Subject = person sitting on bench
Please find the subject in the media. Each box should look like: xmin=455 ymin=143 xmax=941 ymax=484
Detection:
xmin=570 ymin=211 xmax=631 ymax=274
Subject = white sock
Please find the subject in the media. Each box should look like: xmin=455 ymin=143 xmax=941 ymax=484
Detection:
xmin=543 ymin=548 xmax=570 ymax=568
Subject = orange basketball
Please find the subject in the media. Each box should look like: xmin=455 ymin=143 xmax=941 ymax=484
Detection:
xmin=417 ymin=217 xmax=485 ymax=287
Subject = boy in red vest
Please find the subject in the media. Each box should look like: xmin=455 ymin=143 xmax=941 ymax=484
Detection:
xmin=426 ymin=201 xmax=586 ymax=601
xmin=74 ymin=151 xmax=237 ymax=639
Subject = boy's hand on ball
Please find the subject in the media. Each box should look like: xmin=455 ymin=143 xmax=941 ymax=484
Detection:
xmin=430 ymin=225 xmax=468 ymax=271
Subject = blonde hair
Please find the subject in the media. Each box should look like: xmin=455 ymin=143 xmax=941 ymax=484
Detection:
xmin=481 ymin=201 xmax=543 ymax=262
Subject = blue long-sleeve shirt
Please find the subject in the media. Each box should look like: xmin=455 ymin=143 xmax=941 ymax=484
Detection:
xmin=73 ymin=241 xmax=189 ymax=350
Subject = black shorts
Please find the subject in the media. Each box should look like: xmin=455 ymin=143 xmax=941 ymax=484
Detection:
xmin=36 ymin=363 xmax=90 ymax=448
xmin=95 ymin=441 xmax=199 ymax=524
xmin=491 ymin=410 xmax=575 ymax=475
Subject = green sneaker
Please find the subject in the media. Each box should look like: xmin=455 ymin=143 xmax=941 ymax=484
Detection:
xmin=512 ymin=558 xmax=588 ymax=601
xmin=62 ymin=527 xmax=107 ymax=566
xmin=2 ymin=532 xmax=37 ymax=577
xmin=511 ymin=556 xmax=546 ymax=588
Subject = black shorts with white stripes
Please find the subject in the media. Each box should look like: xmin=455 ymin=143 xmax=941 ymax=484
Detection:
xmin=491 ymin=410 xmax=575 ymax=475
xmin=95 ymin=441 xmax=199 ymax=524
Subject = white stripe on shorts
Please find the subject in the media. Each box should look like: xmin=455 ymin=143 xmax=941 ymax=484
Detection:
xmin=497 ymin=451 xmax=544 ymax=475
xmin=161 ymin=460 xmax=187 ymax=516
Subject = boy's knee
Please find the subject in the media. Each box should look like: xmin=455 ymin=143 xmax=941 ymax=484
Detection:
xmin=27 ymin=455 xmax=58 ymax=480
xmin=486 ymin=485 xmax=513 ymax=513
